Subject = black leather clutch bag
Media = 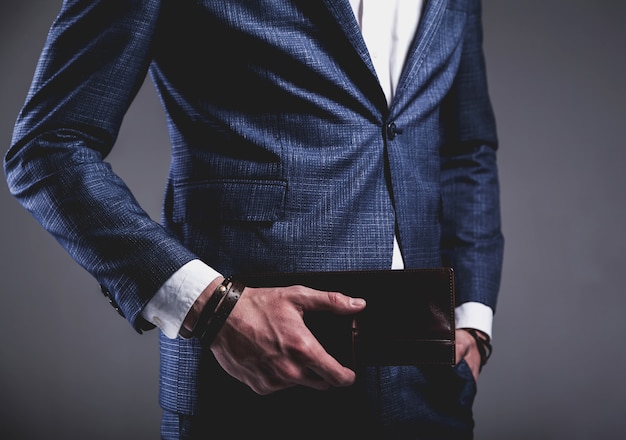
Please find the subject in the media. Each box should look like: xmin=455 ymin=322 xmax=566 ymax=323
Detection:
xmin=237 ymin=268 xmax=455 ymax=368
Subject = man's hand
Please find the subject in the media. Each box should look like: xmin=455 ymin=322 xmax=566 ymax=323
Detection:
xmin=209 ymin=284 xmax=366 ymax=395
xmin=455 ymin=328 xmax=489 ymax=382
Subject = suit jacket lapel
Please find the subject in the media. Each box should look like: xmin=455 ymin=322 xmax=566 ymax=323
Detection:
xmin=321 ymin=0 xmax=378 ymax=80
xmin=394 ymin=0 xmax=448 ymax=103
xmin=323 ymin=0 xmax=448 ymax=110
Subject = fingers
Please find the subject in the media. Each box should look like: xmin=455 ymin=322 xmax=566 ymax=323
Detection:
xmin=274 ymin=322 xmax=357 ymax=390
xmin=279 ymin=286 xmax=363 ymax=386
xmin=280 ymin=287 xmax=362 ymax=387
xmin=301 ymin=339 xmax=357 ymax=388
xmin=245 ymin=335 xmax=357 ymax=395
xmin=455 ymin=329 xmax=481 ymax=381
xmin=211 ymin=284 xmax=363 ymax=395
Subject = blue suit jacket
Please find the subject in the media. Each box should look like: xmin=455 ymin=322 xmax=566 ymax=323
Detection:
xmin=5 ymin=0 xmax=503 ymax=416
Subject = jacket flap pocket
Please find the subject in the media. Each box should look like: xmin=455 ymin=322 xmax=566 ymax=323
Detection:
xmin=172 ymin=179 xmax=287 ymax=223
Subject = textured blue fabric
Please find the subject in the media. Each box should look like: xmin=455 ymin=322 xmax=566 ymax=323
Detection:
xmin=5 ymin=0 xmax=503 ymax=435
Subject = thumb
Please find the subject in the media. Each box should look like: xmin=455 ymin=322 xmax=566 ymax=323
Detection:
xmin=297 ymin=288 xmax=366 ymax=315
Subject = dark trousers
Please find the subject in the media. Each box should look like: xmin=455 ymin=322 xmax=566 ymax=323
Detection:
xmin=160 ymin=361 xmax=477 ymax=440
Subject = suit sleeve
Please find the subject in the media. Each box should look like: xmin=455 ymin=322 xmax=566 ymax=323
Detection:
xmin=439 ymin=0 xmax=504 ymax=312
xmin=4 ymin=0 xmax=198 ymax=332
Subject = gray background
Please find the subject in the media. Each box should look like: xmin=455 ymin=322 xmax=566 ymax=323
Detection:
xmin=1 ymin=1 xmax=625 ymax=439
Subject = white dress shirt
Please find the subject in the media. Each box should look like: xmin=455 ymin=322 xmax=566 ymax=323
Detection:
xmin=142 ymin=0 xmax=494 ymax=340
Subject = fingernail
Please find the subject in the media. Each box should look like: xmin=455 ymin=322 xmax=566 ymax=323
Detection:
xmin=350 ymin=298 xmax=366 ymax=307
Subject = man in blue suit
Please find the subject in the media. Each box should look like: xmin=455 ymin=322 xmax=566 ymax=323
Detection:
xmin=5 ymin=0 xmax=503 ymax=438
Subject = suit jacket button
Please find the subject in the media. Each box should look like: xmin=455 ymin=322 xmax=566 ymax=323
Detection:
xmin=386 ymin=122 xmax=402 ymax=140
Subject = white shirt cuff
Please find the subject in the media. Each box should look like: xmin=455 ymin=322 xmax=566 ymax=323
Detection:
xmin=455 ymin=302 xmax=494 ymax=340
xmin=141 ymin=260 xmax=222 ymax=339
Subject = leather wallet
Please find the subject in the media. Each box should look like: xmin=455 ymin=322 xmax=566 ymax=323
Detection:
xmin=237 ymin=268 xmax=455 ymax=368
